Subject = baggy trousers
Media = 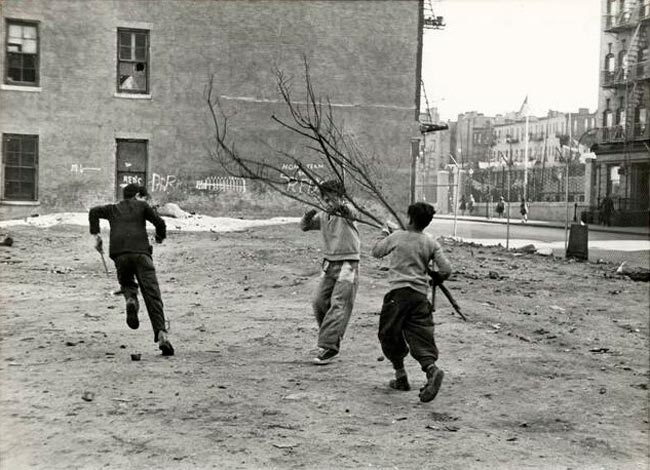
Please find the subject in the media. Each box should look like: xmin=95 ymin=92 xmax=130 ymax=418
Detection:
xmin=312 ymin=260 xmax=359 ymax=352
xmin=378 ymin=287 xmax=438 ymax=372
xmin=114 ymin=253 xmax=166 ymax=342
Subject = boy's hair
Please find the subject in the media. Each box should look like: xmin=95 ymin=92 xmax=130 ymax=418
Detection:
xmin=407 ymin=202 xmax=436 ymax=231
xmin=319 ymin=179 xmax=345 ymax=197
xmin=123 ymin=183 xmax=140 ymax=199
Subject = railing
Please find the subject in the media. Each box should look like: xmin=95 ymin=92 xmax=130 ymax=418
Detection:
xmin=596 ymin=124 xmax=650 ymax=143
xmin=599 ymin=196 xmax=648 ymax=211
xmin=600 ymin=68 xmax=631 ymax=87
xmin=603 ymin=10 xmax=635 ymax=30
xmin=633 ymin=60 xmax=650 ymax=80
xmin=631 ymin=122 xmax=650 ymax=140
xmin=640 ymin=1 xmax=650 ymax=21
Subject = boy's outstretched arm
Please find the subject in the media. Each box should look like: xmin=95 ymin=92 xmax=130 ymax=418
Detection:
xmin=144 ymin=204 xmax=167 ymax=243
xmin=431 ymin=243 xmax=452 ymax=280
xmin=371 ymin=230 xmax=395 ymax=259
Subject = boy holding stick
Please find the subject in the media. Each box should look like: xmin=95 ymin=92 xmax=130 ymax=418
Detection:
xmin=372 ymin=202 xmax=452 ymax=402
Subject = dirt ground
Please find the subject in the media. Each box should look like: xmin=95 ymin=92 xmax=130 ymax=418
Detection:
xmin=0 ymin=220 xmax=648 ymax=470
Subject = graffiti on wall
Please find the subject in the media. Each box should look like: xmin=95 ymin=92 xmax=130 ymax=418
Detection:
xmin=151 ymin=173 xmax=177 ymax=192
xmin=70 ymin=164 xmax=101 ymax=175
xmin=196 ymin=176 xmax=246 ymax=193
xmin=120 ymin=174 xmax=144 ymax=187
xmin=280 ymin=163 xmax=324 ymax=194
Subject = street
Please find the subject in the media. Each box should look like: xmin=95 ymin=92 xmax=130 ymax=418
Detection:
xmin=427 ymin=218 xmax=650 ymax=268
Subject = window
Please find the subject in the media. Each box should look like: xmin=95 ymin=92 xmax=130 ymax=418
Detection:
xmin=2 ymin=134 xmax=38 ymax=201
xmin=5 ymin=20 xmax=39 ymax=86
xmin=603 ymin=109 xmax=614 ymax=127
xmin=608 ymin=165 xmax=621 ymax=196
xmin=117 ymin=29 xmax=149 ymax=93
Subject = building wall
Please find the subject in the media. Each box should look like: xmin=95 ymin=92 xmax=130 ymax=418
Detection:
xmin=0 ymin=0 xmax=422 ymax=218
xmin=593 ymin=0 xmax=650 ymax=222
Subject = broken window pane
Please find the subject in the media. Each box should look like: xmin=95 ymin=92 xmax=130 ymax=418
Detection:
xmin=117 ymin=28 xmax=149 ymax=93
xmin=4 ymin=21 xmax=38 ymax=85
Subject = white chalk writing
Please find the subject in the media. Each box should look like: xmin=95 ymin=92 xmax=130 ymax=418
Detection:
xmin=281 ymin=163 xmax=325 ymax=171
xmin=280 ymin=171 xmax=321 ymax=194
xmin=71 ymin=164 xmax=101 ymax=174
xmin=121 ymin=175 xmax=143 ymax=186
xmin=151 ymin=173 xmax=177 ymax=192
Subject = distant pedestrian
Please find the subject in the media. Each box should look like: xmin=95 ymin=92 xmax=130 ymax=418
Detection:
xmin=468 ymin=194 xmax=475 ymax=215
xmin=459 ymin=195 xmax=467 ymax=216
xmin=496 ymin=196 xmax=505 ymax=218
xmin=89 ymin=183 xmax=174 ymax=356
xmin=372 ymin=202 xmax=452 ymax=403
xmin=600 ymin=194 xmax=615 ymax=226
xmin=520 ymin=198 xmax=529 ymax=223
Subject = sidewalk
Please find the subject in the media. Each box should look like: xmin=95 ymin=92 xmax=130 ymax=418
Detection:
xmin=435 ymin=213 xmax=649 ymax=237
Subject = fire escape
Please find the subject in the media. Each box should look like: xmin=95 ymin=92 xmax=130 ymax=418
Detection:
xmin=598 ymin=0 xmax=650 ymax=215
xmin=600 ymin=0 xmax=649 ymax=145
xmin=423 ymin=0 xmax=445 ymax=30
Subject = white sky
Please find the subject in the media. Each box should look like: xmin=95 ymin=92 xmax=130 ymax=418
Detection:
xmin=421 ymin=0 xmax=602 ymax=121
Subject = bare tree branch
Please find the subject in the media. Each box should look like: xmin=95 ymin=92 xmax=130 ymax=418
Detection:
xmin=204 ymin=58 xmax=406 ymax=230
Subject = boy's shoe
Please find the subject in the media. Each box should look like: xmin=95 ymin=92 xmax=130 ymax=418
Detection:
xmin=389 ymin=375 xmax=411 ymax=391
xmin=312 ymin=348 xmax=338 ymax=365
xmin=419 ymin=365 xmax=444 ymax=403
xmin=125 ymin=298 xmax=139 ymax=330
xmin=158 ymin=331 xmax=174 ymax=356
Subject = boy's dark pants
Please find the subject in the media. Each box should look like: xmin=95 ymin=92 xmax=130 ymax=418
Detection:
xmin=114 ymin=253 xmax=166 ymax=341
xmin=378 ymin=287 xmax=438 ymax=372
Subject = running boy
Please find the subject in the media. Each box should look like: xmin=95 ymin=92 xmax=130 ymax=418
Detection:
xmin=89 ymin=183 xmax=174 ymax=356
xmin=301 ymin=180 xmax=360 ymax=365
xmin=371 ymin=202 xmax=452 ymax=402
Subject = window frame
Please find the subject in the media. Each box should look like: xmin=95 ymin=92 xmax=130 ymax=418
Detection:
xmin=116 ymin=28 xmax=150 ymax=94
xmin=2 ymin=134 xmax=39 ymax=202
xmin=4 ymin=18 xmax=40 ymax=87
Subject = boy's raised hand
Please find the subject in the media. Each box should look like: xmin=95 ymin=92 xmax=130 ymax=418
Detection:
xmin=382 ymin=220 xmax=398 ymax=235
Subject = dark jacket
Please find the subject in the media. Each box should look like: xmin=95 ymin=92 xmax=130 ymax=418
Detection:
xmin=89 ymin=199 xmax=166 ymax=259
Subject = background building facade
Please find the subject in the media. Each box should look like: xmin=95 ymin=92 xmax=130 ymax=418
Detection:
xmin=593 ymin=0 xmax=649 ymax=225
xmin=1 ymin=0 xmax=424 ymax=218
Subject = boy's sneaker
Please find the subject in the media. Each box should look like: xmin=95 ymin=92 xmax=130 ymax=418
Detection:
xmin=419 ymin=365 xmax=444 ymax=403
xmin=125 ymin=298 xmax=139 ymax=330
xmin=389 ymin=375 xmax=411 ymax=391
xmin=312 ymin=348 xmax=338 ymax=365
xmin=158 ymin=331 xmax=174 ymax=357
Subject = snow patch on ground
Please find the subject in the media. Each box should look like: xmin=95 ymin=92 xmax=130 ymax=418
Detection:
xmin=0 ymin=212 xmax=300 ymax=233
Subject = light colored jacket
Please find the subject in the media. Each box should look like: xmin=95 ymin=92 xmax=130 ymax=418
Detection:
xmin=372 ymin=230 xmax=452 ymax=296
xmin=301 ymin=209 xmax=360 ymax=262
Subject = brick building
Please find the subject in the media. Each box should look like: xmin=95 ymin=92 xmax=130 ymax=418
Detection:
xmin=591 ymin=0 xmax=649 ymax=225
xmin=0 ymin=0 xmax=424 ymax=218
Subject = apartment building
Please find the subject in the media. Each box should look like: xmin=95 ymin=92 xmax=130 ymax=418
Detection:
xmin=1 ymin=0 xmax=424 ymax=218
xmin=593 ymin=0 xmax=649 ymax=224
xmin=490 ymin=109 xmax=597 ymax=168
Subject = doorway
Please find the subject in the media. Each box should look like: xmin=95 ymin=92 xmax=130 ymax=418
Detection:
xmin=115 ymin=139 xmax=148 ymax=200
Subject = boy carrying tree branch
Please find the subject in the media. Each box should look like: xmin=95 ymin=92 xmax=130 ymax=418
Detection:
xmin=300 ymin=180 xmax=360 ymax=365
xmin=372 ymin=202 xmax=452 ymax=402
